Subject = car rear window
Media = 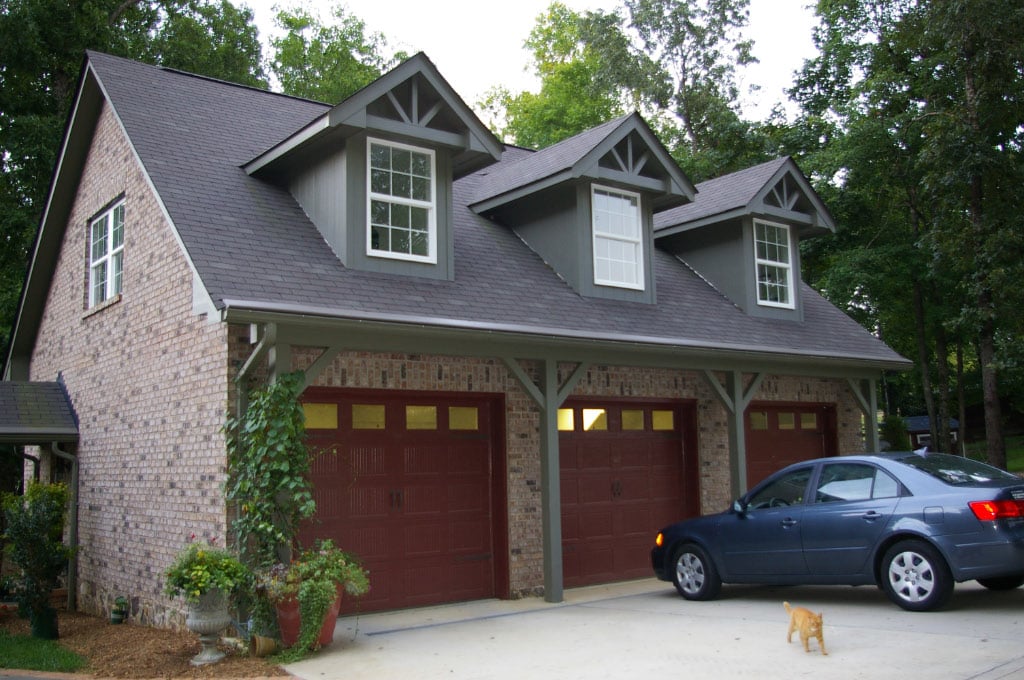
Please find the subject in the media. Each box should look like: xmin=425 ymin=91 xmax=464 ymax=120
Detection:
xmin=895 ymin=453 xmax=1020 ymax=485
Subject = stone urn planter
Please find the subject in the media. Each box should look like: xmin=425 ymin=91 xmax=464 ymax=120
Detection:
xmin=185 ymin=589 xmax=232 ymax=666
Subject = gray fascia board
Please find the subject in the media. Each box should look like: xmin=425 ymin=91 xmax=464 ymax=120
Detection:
xmin=0 ymin=428 xmax=79 ymax=445
xmin=654 ymin=208 xmax=747 ymax=237
xmin=5 ymin=62 xmax=101 ymax=379
xmin=220 ymin=299 xmax=913 ymax=376
xmin=469 ymin=170 xmax=575 ymax=213
xmin=243 ymin=115 xmax=330 ymax=175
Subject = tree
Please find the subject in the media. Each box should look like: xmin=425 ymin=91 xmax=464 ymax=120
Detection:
xmin=791 ymin=0 xmax=1024 ymax=466
xmin=625 ymin=0 xmax=764 ymax=179
xmin=269 ymin=3 xmax=400 ymax=103
xmin=483 ymin=0 xmax=770 ymax=181
xmin=481 ymin=3 xmax=637 ymax=148
xmin=0 ymin=0 xmax=266 ymax=363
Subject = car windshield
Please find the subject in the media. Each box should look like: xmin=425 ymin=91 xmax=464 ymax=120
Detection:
xmin=894 ymin=452 xmax=1019 ymax=485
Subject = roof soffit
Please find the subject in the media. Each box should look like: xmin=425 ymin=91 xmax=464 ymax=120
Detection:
xmin=247 ymin=52 xmax=501 ymax=178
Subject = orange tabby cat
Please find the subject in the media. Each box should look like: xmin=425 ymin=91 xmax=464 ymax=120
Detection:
xmin=784 ymin=601 xmax=828 ymax=655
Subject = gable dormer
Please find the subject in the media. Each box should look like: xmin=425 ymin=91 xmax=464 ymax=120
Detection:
xmin=654 ymin=157 xmax=835 ymax=321
xmin=469 ymin=114 xmax=696 ymax=304
xmin=244 ymin=53 xmax=502 ymax=281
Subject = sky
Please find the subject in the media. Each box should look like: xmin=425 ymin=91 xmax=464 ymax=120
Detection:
xmin=240 ymin=0 xmax=818 ymax=120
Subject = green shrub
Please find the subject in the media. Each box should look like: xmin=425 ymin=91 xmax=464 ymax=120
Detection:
xmin=1 ymin=481 xmax=74 ymax=639
xmin=880 ymin=415 xmax=911 ymax=451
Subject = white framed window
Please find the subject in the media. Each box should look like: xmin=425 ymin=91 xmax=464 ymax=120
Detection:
xmin=592 ymin=185 xmax=643 ymax=290
xmin=754 ymin=219 xmax=794 ymax=308
xmin=89 ymin=200 xmax=125 ymax=307
xmin=367 ymin=138 xmax=436 ymax=263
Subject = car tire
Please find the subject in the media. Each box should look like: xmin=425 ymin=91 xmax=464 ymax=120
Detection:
xmin=880 ymin=540 xmax=953 ymax=611
xmin=977 ymin=574 xmax=1024 ymax=591
xmin=671 ymin=543 xmax=721 ymax=601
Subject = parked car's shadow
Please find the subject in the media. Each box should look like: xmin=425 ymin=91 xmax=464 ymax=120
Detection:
xmin=651 ymin=581 xmax=1024 ymax=612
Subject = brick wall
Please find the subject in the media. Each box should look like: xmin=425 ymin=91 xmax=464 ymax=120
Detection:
xmin=29 ymin=101 xmax=229 ymax=627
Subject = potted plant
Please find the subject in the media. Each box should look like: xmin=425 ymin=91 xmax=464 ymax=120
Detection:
xmin=1 ymin=481 xmax=74 ymax=639
xmin=164 ymin=538 xmax=249 ymax=665
xmin=260 ymin=539 xmax=369 ymax=655
xmin=110 ymin=596 xmax=129 ymax=624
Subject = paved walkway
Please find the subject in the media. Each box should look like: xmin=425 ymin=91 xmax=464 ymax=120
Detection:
xmin=287 ymin=579 xmax=1024 ymax=680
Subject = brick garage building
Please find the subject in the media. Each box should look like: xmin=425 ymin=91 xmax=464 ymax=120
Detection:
xmin=4 ymin=52 xmax=908 ymax=627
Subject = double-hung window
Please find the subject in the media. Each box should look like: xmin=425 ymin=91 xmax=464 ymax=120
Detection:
xmin=754 ymin=219 xmax=794 ymax=308
xmin=89 ymin=200 xmax=125 ymax=307
xmin=367 ymin=139 xmax=436 ymax=262
xmin=592 ymin=185 xmax=643 ymax=290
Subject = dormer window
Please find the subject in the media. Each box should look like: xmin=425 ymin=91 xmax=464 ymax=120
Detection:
xmin=754 ymin=219 xmax=794 ymax=308
xmin=368 ymin=138 xmax=436 ymax=263
xmin=592 ymin=185 xmax=643 ymax=290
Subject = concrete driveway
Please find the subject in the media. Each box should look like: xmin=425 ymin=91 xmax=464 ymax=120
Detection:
xmin=287 ymin=579 xmax=1024 ymax=680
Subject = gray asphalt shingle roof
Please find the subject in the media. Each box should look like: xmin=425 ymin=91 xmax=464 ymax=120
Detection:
xmin=654 ymin=157 xmax=791 ymax=229
xmin=83 ymin=52 xmax=906 ymax=368
xmin=0 ymin=381 xmax=78 ymax=444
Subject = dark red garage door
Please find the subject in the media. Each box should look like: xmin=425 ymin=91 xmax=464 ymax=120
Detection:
xmin=745 ymin=402 xmax=837 ymax=488
xmin=298 ymin=388 xmax=506 ymax=613
xmin=559 ymin=399 xmax=698 ymax=588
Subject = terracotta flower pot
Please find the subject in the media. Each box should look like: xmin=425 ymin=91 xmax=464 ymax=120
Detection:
xmin=275 ymin=585 xmax=343 ymax=649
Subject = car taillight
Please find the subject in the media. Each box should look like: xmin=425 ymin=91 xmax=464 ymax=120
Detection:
xmin=655 ymin=532 xmax=664 ymax=547
xmin=969 ymin=500 xmax=1024 ymax=521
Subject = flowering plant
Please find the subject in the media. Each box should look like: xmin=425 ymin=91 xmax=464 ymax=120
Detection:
xmin=163 ymin=538 xmax=249 ymax=603
xmin=259 ymin=539 xmax=369 ymax=600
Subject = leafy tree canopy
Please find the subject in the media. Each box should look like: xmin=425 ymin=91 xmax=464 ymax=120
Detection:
xmin=270 ymin=3 xmax=403 ymax=103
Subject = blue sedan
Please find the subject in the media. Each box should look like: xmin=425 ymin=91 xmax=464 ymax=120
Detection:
xmin=651 ymin=452 xmax=1024 ymax=611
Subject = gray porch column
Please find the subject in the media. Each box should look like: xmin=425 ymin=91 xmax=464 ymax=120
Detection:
xmin=703 ymin=370 xmax=764 ymax=498
xmin=538 ymin=359 xmax=562 ymax=603
xmin=847 ymin=377 xmax=880 ymax=451
xmin=503 ymin=357 xmax=588 ymax=604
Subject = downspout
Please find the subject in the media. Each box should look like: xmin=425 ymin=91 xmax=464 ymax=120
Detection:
xmin=51 ymin=442 xmax=78 ymax=612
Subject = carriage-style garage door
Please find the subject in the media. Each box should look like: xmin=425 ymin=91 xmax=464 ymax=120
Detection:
xmin=559 ymin=399 xmax=698 ymax=588
xmin=745 ymin=402 xmax=837 ymax=488
xmin=298 ymin=388 xmax=505 ymax=613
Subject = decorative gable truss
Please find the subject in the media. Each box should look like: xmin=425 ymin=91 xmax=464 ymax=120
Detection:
xmin=754 ymin=165 xmax=834 ymax=237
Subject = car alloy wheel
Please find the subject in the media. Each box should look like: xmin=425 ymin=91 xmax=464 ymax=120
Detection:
xmin=671 ymin=543 xmax=721 ymax=601
xmin=881 ymin=540 xmax=953 ymax=611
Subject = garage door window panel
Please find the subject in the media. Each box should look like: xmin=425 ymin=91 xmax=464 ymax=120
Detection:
xmin=406 ymin=405 xmax=437 ymax=430
xmin=353 ymin=404 xmax=386 ymax=429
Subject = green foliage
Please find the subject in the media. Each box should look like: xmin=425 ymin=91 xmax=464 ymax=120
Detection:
xmin=484 ymin=0 xmax=771 ymax=178
xmin=225 ymin=372 xmax=316 ymax=567
xmin=790 ymin=0 xmax=1024 ymax=467
xmin=263 ymin=539 xmax=369 ymax=661
xmin=163 ymin=540 xmax=249 ymax=603
xmin=880 ymin=415 xmax=911 ymax=451
xmin=270 ymin=2 xmax=400 ymax=103
xmin=1 ymin=482 xmax=74 ymax=629
xmin=0 ymin=629 xmax=86 ymax=672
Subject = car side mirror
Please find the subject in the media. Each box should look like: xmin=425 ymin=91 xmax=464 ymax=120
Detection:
xmin=733 ymin=499 xmax=748 ymax=515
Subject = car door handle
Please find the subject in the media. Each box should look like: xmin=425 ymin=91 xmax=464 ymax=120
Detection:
xmin=862 ymin=510 xmax=882 ymax=521
xmin=781 ymin=518 xmax=798 ymax=528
